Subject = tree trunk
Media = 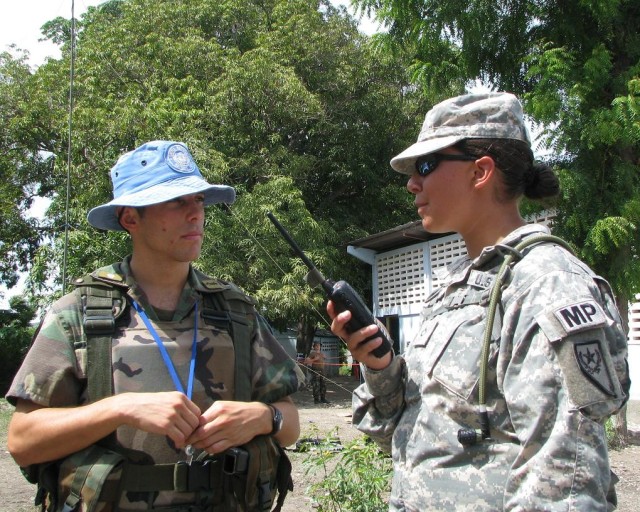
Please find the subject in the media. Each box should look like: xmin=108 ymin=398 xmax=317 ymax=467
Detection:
xmin=296 ymin=314 xmax=317 ymax=356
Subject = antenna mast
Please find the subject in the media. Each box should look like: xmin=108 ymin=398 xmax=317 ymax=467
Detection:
xmin=61 ymin=0 xmax=76 ymax=294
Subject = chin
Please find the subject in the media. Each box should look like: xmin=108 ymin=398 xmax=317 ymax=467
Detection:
xmin=420 ymin=219 xmax=449 ymax=235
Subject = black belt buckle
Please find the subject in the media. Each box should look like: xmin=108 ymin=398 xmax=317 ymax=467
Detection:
xmin=174 ymin=460 xmax=213 ymax=492
xmin=223 ymin=447 xmax=249 ymax=475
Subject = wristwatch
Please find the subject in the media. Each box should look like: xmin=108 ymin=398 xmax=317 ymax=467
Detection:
xmin=268 ymin=404 xmax=283 ymax=435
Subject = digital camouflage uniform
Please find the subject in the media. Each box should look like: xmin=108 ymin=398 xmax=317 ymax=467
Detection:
xmin=353 ymin=224 xmax=630 ymax=511
xmin=7 ymin=256 xmax=304 ymax=511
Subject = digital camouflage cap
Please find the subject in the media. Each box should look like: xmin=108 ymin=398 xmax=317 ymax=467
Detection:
xmin=390 ymin=92 xmax=531 ymax=175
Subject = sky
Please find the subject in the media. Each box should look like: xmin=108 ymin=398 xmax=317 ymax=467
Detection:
xmin=0 ymin=0 xmax=105 ymax=65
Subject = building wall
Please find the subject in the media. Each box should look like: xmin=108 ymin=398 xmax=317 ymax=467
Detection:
xmin=372 ymin=232 xmax=465 ymax=353
xmin=272 ymin=328 xmax=341 ymax=378
xmin=626 ymin=301 xmax=640 ymax=400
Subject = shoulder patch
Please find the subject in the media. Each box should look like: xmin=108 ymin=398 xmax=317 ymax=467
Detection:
xmin=574 ymin=340 xmax=616 ymax=396
xmin=553 ymin=300 xmax=605 ymax=334
xmin=96 ymin=270 xmax=124 ymax=282
xmin=200 ymin=279 xmax=231 ymax=291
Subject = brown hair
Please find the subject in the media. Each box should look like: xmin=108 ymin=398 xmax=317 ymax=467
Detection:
xmin=453 ymin=139 xmax=560 ymax=202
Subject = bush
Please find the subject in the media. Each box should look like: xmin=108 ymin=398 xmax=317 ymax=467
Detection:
xmin=338 ymin=363 xmax=352 ymax=377
xmin=0 ymin=297 xmax=36 ymax=395
xmin=301 ymin=430 xmax=392 ymax=511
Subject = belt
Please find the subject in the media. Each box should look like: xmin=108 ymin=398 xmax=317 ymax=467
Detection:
xmin=121 ymin=459 xmax=225 ymax=493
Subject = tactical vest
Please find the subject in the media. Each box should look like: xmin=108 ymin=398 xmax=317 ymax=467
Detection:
xmin=25 ymin=271 xmax=292 ymax=512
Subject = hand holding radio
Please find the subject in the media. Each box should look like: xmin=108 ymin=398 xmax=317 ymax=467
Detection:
xmin=267 ymin=212 xmax=393 ymax=359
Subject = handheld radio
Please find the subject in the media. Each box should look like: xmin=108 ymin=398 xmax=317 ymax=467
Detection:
xmin=267 ymin=212 xmax=392 ymax=358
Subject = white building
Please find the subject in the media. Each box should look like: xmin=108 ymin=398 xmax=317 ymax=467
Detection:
xmin=347 ymin=219 xmax=639 ymax=401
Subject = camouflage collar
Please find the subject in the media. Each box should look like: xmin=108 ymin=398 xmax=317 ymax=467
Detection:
xmin=442 ymin=223 xmax=551 ymax=285
xmin=473 ymin=223 xmax=550 ymax=268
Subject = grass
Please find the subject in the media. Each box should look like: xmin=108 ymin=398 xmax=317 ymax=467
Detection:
xmin=1 ymin=398 xmax=13 ymax=443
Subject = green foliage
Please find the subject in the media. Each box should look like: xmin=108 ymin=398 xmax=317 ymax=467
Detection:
xmin=355 ymin=0 xmax=640 ymax=302
xmin=301 ymin=431 xmax=392 ymax=511
xmin=0 ymin=296 xmax=37 ymax=395
xmin=605 ymin=416 xmax=624 ymax=450
xmin=0 ymin=0 xmax=420 ymax=328
xmin=0 ymin=51 xmax=59 ymax=289
xmin=338 ymin=363 xmax=352 ymax=376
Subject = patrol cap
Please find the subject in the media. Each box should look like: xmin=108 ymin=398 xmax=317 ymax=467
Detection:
xmin=87 ymin=141 xmax=236 ymax=231
xmin=390 ymin=92 xmax=531 ymax=175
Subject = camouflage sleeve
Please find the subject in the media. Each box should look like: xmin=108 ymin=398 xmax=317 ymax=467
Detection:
xmin=351 ymin=355 xmax=407 ymax=453
xmin=500 ymin=268 xmax=628 ymax=509
xmin=6 ymin=293 xmax=85 ymax=407
xmin=250 ymin=316 xmax=304 ymax=404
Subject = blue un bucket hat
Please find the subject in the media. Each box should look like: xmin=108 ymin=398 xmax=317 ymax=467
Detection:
xmin=87 ymin=141 xmax=236 ymax=231
xmin=390 ymin=92 xmax=531 ymax=175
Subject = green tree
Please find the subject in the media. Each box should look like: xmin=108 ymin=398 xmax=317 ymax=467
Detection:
xmin=354 ymin=0 xmax=640 ymax=301
xmin=0 ymin=296 xmax=37 ymax=394
xmin=0 ymin=0 xmax=421 ymax=353
xmin=0 ymin=50 xmax=59 ymax=292
xmin=354 ymin=0 xmax=639 ymax=442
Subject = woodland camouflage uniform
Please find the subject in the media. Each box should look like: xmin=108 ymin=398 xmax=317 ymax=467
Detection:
xmin=7 ymin=257 xmax=303 ymax=511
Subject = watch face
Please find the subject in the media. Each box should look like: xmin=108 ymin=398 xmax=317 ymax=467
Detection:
xmin=272 ymin=406 xmax=283 ymax=434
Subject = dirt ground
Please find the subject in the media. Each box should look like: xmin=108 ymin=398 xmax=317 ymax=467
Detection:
xmin=2 ymin=377 xmax=639 ymax=512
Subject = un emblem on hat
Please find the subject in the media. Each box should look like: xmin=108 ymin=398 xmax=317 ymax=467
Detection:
xmin=166 ymin=143 xmax=196 ymax=174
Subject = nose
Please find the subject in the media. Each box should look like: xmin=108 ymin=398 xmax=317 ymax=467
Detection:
xmin=186 ymin=197 xmax=205 ymax=221
xmin=407 ymin=173 xmax=422 ymax=195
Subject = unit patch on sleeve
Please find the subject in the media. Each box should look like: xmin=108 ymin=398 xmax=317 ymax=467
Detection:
xmin=574 ymin=340 xmax=616 ymax=396
xmin=553 ymin=300 xmax=606 ymax=334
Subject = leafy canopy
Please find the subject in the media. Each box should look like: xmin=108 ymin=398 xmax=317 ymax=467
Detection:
xmin=354 ymin=0 xmax=640 ymax=300
xmin=0 ymin=0 xmax=421 ymax=334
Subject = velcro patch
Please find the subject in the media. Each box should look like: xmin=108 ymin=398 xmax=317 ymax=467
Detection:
xmin=574 ymin=341 xmax=616 ymax=396
xmin=553 ymin=300 xmax=605 ymax=334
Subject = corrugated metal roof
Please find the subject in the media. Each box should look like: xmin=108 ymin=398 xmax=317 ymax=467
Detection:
xmin=348 ymin=220 xmax=449 ymax=252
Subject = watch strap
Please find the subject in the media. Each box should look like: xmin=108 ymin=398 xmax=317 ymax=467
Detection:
xmin=267 ymin=404 xmax=282 ymax=435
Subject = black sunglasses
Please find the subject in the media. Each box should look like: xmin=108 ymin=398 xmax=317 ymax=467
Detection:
xmin=415 ymin=153 xmax=478 ymax=177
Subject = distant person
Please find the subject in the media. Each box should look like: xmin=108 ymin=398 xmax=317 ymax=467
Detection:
xmin=7 ymin=140 xmax=304 ymax=511
xmin=305 ymin=342 xmax=329 ymax=404
xmin=328 ymin=93 xmax=630 ymax=510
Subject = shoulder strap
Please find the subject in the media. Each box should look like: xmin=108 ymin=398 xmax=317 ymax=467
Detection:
xmin=459 ymin=234 xmax=574 ymax=445
xmin=480 ymin=234 xmax=574 ymax=403
xmin=200 ymin=283 xmax=257 ymax=402
xmin=72 ymin=274 xmax=127 ymax=403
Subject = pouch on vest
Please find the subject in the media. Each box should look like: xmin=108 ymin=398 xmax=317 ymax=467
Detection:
xmin=201 ymin=435 xmax=292 ymax=512
xmin=57 ymin=445 xmax=126 ymax=512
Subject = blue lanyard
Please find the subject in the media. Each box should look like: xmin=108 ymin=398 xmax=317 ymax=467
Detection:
xmin=130 ymin=299 xmax=198 ymax=399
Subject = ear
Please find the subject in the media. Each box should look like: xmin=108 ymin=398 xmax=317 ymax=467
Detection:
xmin=471 ymin=155 xmax=496 ymax=189
xmin=117 ymin=206 xmax=140 ymax=231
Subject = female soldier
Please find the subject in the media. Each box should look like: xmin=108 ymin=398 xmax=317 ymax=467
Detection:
xmin=328 ymin=92 xmax=630 ymax=511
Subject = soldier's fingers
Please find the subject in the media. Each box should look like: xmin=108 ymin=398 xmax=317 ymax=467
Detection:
xmin=205 ymin=440 xmax=228 ymax=455
xmin=183 ymin=397 xmax=202 ymax=418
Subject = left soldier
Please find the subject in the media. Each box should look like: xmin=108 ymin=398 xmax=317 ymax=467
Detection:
xmin=5 ymin=140 xmax=304 ymax=511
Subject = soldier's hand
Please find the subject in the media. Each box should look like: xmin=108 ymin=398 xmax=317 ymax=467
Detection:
xmin=185 ymin=400 xmax=270 ymax=454
xmin=119 ymin=391 xmax=201 ymax=449
xmin=327 ymin=300 xmax=392 ymax=371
